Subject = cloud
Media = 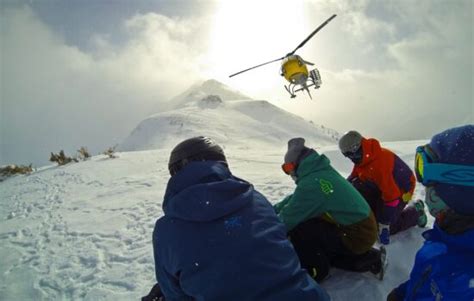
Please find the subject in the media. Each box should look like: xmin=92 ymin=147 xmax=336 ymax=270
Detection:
xmin=1 ymin=6 xmax=211 ymax=166
xmin=272 ymin=0 xmax=472 ymax=141
xmin=1 ymin=1 xmax=471 ymax=166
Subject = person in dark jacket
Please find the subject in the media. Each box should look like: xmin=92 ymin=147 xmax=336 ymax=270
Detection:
xmin=143 ymin=136 xmax=330 ymax=301
xmin=339 ymin=131 xmax=427 ymax=245
xmin=275 ymin=138 xmax=384 ymax=283
xmin=387 ymin=125 xmax=474 ymax=301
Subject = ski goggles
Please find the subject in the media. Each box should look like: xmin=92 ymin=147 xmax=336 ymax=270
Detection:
xmin=281 ymin=162 xmax=297 ymax=175
xmin=342 ymin=145 xmax=362 ymax=158
xmin=415 ymin=145 xmax=474 ymax=186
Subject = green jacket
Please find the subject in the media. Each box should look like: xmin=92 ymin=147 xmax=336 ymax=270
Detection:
xmin=275 ymin=152 xmax=372 ymax=231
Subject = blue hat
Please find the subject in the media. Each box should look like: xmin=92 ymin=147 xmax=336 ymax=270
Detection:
xmin=429 ymin=125 xmax=474 ymax=215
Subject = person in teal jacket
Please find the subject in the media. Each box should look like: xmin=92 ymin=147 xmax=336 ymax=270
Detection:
xmin=275 ymin=138 xmax=384 ymax=282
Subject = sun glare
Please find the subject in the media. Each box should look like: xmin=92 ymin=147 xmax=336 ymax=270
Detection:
xmin=207 ymin=0 xmax=306 ymax=99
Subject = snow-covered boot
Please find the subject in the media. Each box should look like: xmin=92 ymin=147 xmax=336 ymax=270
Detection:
xmin=370 ymin=245 xmax=387 ymax=280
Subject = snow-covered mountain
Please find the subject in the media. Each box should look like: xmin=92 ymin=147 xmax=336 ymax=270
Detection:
xmin=120 ymin=80 xmax=339 ymax=152
xmin=0 ymin=141 xmax=431 ymax=300
xmin=166 ymin=79 xmax=252 ymax=110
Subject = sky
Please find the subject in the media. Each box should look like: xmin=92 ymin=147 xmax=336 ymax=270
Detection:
xmin=1 ymin=0 xmax=473 ymax=166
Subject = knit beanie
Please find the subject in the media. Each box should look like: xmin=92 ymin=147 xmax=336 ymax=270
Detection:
xmin=284 ymin=138 xmax=313 ymax=165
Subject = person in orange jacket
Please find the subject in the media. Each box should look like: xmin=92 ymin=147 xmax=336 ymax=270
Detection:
xmin=338 ymin=131 xmax=427 ymax=245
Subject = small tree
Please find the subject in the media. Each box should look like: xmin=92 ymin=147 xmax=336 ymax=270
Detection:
xmin=50 ymin=150 xmax=78 ymax=165
xmin=77 ymin=146 xmax=91 ymax=161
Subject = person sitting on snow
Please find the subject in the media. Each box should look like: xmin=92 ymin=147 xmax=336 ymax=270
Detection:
xmin=338 ymin=131 xmax=427 ymax=245
xmin=274 ymin=137 xmax=384 ymax=283
xmin=387 ymin=124 xmax=474 ymax=301
xmin=143 ymin=136 xmax=329 ymax=301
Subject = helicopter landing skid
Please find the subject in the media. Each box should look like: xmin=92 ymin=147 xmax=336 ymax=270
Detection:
xmin=285 ymin=85 xmax=297 ymax=98
xmin=285 ymin=73 xmax=321 ymax=99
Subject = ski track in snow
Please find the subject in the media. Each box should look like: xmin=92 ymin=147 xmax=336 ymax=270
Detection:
xmin=0 ymin=144 xmax=432 ymax=300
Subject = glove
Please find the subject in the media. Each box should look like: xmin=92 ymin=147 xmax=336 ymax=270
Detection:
xmin=142 ymin=283 xmax=165 ymax=301
xmin=378 ymin=223 xmax=390 ymax=245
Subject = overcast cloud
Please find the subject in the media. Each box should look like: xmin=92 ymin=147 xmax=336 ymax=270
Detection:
xmin=248 ymin=0 xmax=473 ymax=140
xmin=1 ymin=0 xmax=472 ymax=166
xmin=1 ymin=5 xmax=211 ymax=165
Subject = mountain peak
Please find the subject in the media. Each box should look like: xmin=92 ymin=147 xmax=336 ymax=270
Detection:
xmin=200 ymin=79 xmax=226 ymax=90
xmin=168 ymin=79 xmax=252 ymax=109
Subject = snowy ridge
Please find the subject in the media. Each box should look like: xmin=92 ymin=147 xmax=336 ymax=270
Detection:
xmin=120 ymin=97 xmax=338 ymax=152
xmin=131 ymin=79 xmax=339 ymax=153
xmin=166 ymin=79 xmax=252 ymax=110
xmin=0 ymin=141 xmax=433 ymax=300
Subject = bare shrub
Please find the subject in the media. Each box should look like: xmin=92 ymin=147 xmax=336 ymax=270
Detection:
xmin=50 ymin=150 xmax=78 ymax=165
xmin=103 ymin=146 xmax=118 ymax=159
xmin=77 ymin=146 xmax=91 ymax=161
xmin=0 ymin=164 xmax=33 ymax=182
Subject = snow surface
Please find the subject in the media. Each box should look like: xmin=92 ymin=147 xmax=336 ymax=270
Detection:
xmin=0 ymin=80 xmax=431 ymax=300
xmin=0 ymin=140 xmax=433 ymax=300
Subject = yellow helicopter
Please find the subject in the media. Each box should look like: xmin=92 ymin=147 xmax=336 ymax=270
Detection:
xmin=229 ymin=14 xmax=336 ymax=99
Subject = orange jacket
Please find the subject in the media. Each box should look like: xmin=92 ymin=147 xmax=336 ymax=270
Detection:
xmin=348 ymin=138 xmax=416 ymax=203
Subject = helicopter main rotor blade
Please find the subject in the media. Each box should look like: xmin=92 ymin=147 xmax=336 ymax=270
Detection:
xmin=288 ymin=14 xmax=337 ymax=56
xmin=229 ymin=56 xmax=285 ymax=78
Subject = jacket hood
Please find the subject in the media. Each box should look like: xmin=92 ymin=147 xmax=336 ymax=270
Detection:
xmin=163 ymin=161 xmax=253 ymax=222
xmin=296 ymin=151 xmax=331 ymax=179
xmin=358 ymin=138 xmax=382 ymax=167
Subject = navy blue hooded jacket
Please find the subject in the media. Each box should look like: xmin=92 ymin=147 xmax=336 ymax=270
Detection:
xmin=153 ymin=161 xmax=329 ymax=301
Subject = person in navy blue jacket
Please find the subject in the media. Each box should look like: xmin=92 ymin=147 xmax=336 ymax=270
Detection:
xmin=387 ymin=125 xmax=474 ymax=301
xmin=143 ymin=136 xmax=330 ymax=301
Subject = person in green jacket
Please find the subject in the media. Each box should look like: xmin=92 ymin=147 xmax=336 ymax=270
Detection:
xmin=275 ymin=138 xmax=384 ymax=282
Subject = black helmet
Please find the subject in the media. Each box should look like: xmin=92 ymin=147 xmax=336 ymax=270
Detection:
xmin=168 ymin=136 xmax=226 ymax=176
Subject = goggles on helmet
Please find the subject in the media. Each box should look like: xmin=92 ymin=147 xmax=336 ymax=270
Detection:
xmin=415 ymin=145 xmax=474 ymax=186
xmin=281 ymin=162 xmax=297 ymax=175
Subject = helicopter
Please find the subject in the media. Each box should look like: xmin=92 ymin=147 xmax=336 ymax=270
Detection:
xmin=229 ymin=14 xmax=337 ymax=99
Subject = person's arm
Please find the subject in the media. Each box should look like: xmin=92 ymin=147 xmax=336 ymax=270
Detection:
xmin=373 ymin=164 xmax=402 ymax=225
xmin=347 ymin=166 xmax=357 ymax=182
xmin=277 ymin=181 xmax=326 ymax=231
xmin=154 ymin=264 xmax=193 ymax=301
xmin=153 ymin=227 xmax=193 ymax=301
xmin=274 ymin=194 xmax=293 ymax=214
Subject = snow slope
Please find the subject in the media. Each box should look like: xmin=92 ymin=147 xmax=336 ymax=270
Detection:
xmin=120 ymin=101 xmax=338 ymax=154
xmin=121 ymin=79 xmax=339 ymax=153
xmin=0 ymin=140 xmax=432 ymax=300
